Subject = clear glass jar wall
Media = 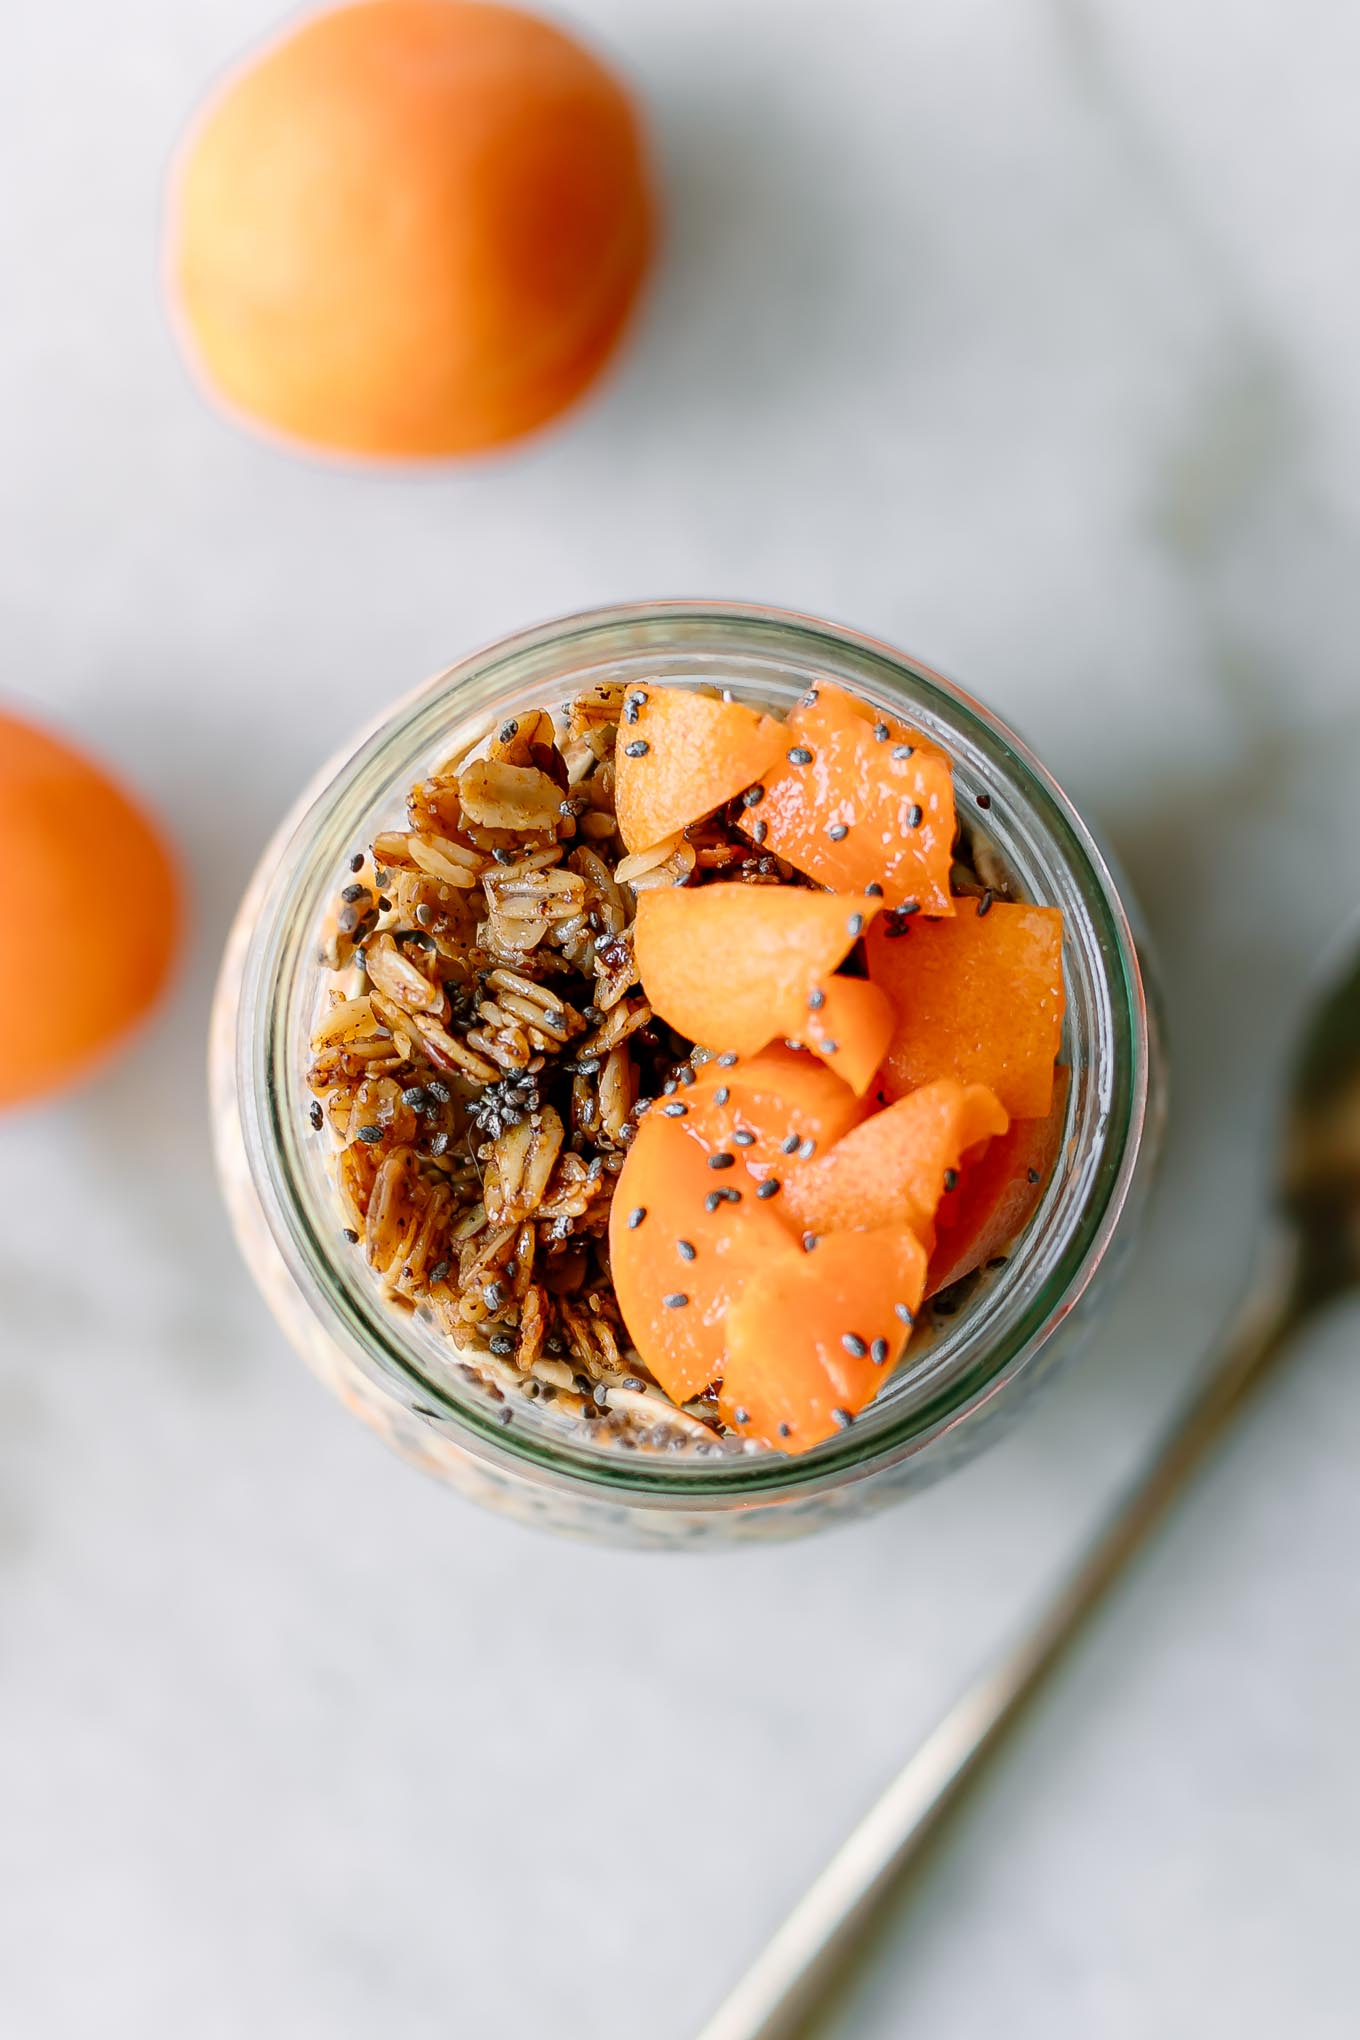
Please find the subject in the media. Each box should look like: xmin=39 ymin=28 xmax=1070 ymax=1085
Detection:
xmin=211 ymin=602 xmax=1163 ymax=1547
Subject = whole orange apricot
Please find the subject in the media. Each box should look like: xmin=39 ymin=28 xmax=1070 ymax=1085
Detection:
xmin=0 ymin=711 xmax=182 ymax=1110
xmin=167 ymin=0 xmax=656 ymax=458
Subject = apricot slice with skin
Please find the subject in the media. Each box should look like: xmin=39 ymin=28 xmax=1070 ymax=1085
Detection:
xmin=782 ymin=1078 xmax=1009 ymax=1251
xmin=615 ymin=686 xmax=786 ymax=854
xmin=927 ymin=1067 xmax=1071 ymax=1294
xmin=685 ymin=1044 xmax=866 ymax=1188
xmin=608 ymin=1110 xmax=794 ymax=1405
xmin=719 ymin=1225 xmax=928 ymax=1453
xmin=868 ymin=896 xmax=1065 ymax=1120
xmin=740 ymin=682 xmax=955 ymax=914
xmin=800 ymin=974 xmax=895 ymax=1098
xmin=633 ymin=884 xmax=883 ymax=1058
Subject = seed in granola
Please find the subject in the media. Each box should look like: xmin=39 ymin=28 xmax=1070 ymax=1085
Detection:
xmin=483 ymin=1280 xmax=506 ymax=1310
xmin=732 ymin=1407 xmax=749 ymax=1425
xmin=841 ymin=1332 xmax=868 ymax=1359
xmin=622 ymin=1375 xmax=645 ymax=1392
xmin=676 ymin=1066 xmax=696 ymax=1087
xmin=801 ymin=1232 xmax=818 ymax=1252
xmin=576 ymin=1057 xmax=602 ymax=1077
xmin=628 ymin=1206 xmax=647 ymax=1229
xmin=818 ymin=1038 xmax=840 ymax=1056
xmin=713 ymin=1086 xmax=730 ymax=1106
xmin=976 ymin=791 xmax=992 ymax=810
xmin=894 ymin=1301 xmax=915 ymax=1324
xmin=499 ymin=719 xmax=519 ymax=743
xmin=705 ymin=1186 xmax=742 ymax=1212
xmin=676 ymin=1239 xmax=697 ymax=1261
xmin=401 ymin=1084 xmax=430 ymax=1111
xmin=1027 ymin=1167 xmax=1042 ymax=1184
xmin=707 ymin=1151 xmax=736 ymax=1170
xmin=341 ymin=882 xmax=370 ymax=903
xmin=832 ymin=1407 xmax=854 ymax=1429
xmin=892 ymin=744 xmax=914 ymax=761
xmin=807 ymin=988 xmax=825 ymax=1011
xmin=846 ymin=912 xmax=863 ymax=937
xmin=309 ymin=1101 xmax=323 ymax=1130
xmin=778 ymin=1421 xmax=793 ymax=1438
xmin=906 ymin=804 xmax=924 ymax=830
xmin=429 ymin=1260 xmax=451 ymax=1286
xmin=828 ymin=822 xmax=849 ymax=842
xmin=732 ymin=1129 xmax=755 ymax=1147
xmin=428 ymin=1131 xmax=450 ymax=1156
xmin=870 ymin=1337 xmax=889 ymax=1365
xmin=781 ymin=1133 xmax=800 ymax=1155
xmin=752 ymin=820 xmax=768 ymax=845
xmin=337 ymin=906 xmax=360 ymax=934
xmin=943 ymin=1169 xmax=958 ymax=1192
xmin=756 ymin=1177 xmax=780 ymax=1199
xmin=623 ymin=739 xmax=650 ymax=758
xmin=349 ymin=853 xmax=364 ymax=872
xmin=491 ymin=846 xmax=515 ymax=866
xmin=787 ymin=745 xmax=813 ymax=766
xmin=798 ymin=1138 xmax=816 ymax=1160
xmin=662 ymin=1101 xmax=688 ymax=1117
xmin=865 ymin=881 xmax=883 ymax=896
xmin=663 ymin=1293 xmax=690 ymax=1309
xmin=355 ymin=1124 xmax=383 ymax=1144
xmin=978 ymin=887 xmax=994 ymax=917
xmin=427 ymin=1080 xmax=452 ymax=1104
xmin=717 ymin=1053 xmax=739 ymax=1068
xmin=741 ymin=784 xmax=765 ymax=808
xmin=342 ymin=1227 xmax=359 ymax=1245
xmin=872 ymin=721 xmax=890 ymax=742
xmin=489 ymin=1332 xmax=516 ymax=1357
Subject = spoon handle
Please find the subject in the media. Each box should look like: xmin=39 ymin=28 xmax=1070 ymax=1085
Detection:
xmin=695 ymin=1233 xmax=1298 ymax=2040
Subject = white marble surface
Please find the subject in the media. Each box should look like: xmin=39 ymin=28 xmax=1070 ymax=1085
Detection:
xmin=4 ymin=2 xmax=1360 ymax=2034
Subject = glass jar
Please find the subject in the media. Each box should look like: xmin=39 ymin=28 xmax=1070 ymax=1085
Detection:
xmin=211 ymin=601 xmax=1163 ymax=1547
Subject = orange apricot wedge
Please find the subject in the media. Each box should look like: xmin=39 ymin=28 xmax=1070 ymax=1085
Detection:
xmin=719 ymin=1225 xmax=928 ymax=1452
xmin=684 ymin=1043 xmax=866 ymax=1187
xmin=800 ymin=974 xmax=895 ymax=1098
xmin=867 ymin=896 xmax=1065 ymax=1120
xmin=633 ymin=883 xmax=882 ymax=1058
xmin=608 ymin=1110 xmax=793 ymax=1404
xmin=614 ymin=687 xmax=785 ymax=853
xmin=782 ymin=1078 xmax=1009 ymax=1251
xmin=740 ymin=682 xmax=955 ymax=914
xmin=927 ymin=1067 xmax=1071 ymax=1293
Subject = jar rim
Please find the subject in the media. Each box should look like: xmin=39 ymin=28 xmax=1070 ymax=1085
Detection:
xmin=231 ymin=599 xmax=1153 ymax=1508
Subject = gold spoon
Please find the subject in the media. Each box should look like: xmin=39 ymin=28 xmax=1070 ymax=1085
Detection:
xmin=697 ymin=934 xmax=1360 ymax=2040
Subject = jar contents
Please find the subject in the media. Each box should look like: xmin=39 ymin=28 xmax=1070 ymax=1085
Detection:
xmin=306 ymin=680 xmax=1066 ymax=1454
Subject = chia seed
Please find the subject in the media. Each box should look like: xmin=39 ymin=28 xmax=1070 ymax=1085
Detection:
xmin=628 ymin=1206 xmax=647 ymax=1229
xmin=787 ymin=746 xmax=814 ymax=766
xmin=623 ymin=739 xmax=650 ymax=758
xmin=756 ymin=1178 xmax=780 ymax=1199
xmin=841 ymin=1332 xmax=868 ymax=1359
xmin=708 ymin=1151 xmax=736 ymax=1170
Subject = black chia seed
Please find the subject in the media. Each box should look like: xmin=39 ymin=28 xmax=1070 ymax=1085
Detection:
xmin=828 ymin=822 xmax=849 ymax=842
xmin=892 ymin=744 xmax=914 ymax=761
xmin=841 ymin=1332 xmax=868 ymax=1359
xmin=872 ymin=721 xmax=890 ymax=742
xmin=907 ymin=804 xmax=924 ymax=829
xmin=628 ymin=1206 xmax=647 ymax=1229
xmin=623 ymin=739 xmax=650 ymax=758
xmin=977 ymin=791 xmax=992 ymax=809
xmin=677 ymin=1239 xmax=697 ymax=1261
xmin=742 ymin=784 xmax=765 ymax=808
xmin=787 ymin=746 xmax=814 ymax=766
xmin=977 ymin=888 xmax=994 ymax=917
xmin=756 ymin=1177 xmax=780 ymax=1199
xmin=663 ymin=1293 xmax=690 ymax=1309
xmin=870 ymin=1337 xmax=889 ymax=1365
xmin=708 ymin=1151 xmax=736 ymax=1170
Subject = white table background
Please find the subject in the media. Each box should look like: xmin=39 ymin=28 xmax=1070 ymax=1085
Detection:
xmin=4 ymin=2 xmax=1360 ymax=2035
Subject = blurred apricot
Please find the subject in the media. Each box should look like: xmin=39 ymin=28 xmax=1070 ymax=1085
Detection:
xmin=0 ymin=711 xmax=182 ymax=1110
xmin=167 ymin=0 xmax=656 ymax=458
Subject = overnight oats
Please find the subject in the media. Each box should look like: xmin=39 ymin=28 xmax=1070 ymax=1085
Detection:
xmin=212 ymin=603 xmax=1161 ymax=1545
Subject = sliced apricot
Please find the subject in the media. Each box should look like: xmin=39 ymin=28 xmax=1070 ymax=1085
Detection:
xmin=868 ymin=896 xmax=1065 ymax=1120
xmin=608 ymin=1110 xmax=793 ymax=1404
xmin=615 ymin=687 xmax=785 ymax=853
xmin=782 ymin=1078 xmax=1009 ymax=1251
xmin=719 ymin=1226 xmax=928 ymax=1453
xmin=800 ymin=975 xmax=895 ymax=1098
xmin=928 ymin=1068 xmax=1071 ymax=1293
xmin=633 ymin=884 xmax=882 ymax=1057
xmin=685 ymin=1043 xmax=866 ymax=1187
xmin=740 ymin=682 xmax=955 ymax=914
